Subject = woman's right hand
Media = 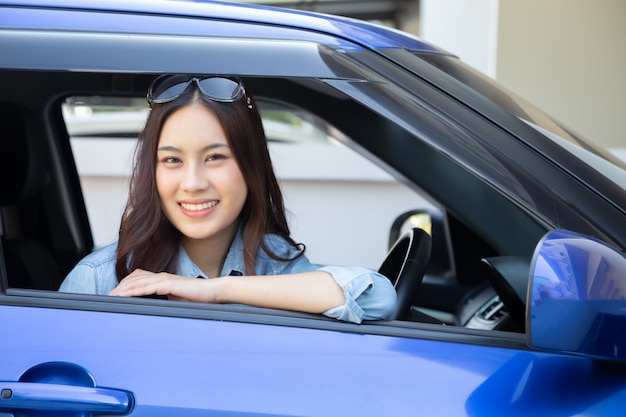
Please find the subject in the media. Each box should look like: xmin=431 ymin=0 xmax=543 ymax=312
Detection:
xmin=109 ymin=269 xmax=220 ymax=302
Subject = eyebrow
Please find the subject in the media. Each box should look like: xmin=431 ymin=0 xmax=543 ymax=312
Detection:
xmin=157 ymin=143 xmax=229 ymax=152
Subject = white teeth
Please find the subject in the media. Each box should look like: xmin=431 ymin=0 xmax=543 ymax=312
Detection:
xmin=180 ymin=201 xmax=218 ymax=211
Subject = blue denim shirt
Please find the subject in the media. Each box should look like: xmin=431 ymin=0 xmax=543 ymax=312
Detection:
xmin=59 ymin=232 xmax=397 ymax=324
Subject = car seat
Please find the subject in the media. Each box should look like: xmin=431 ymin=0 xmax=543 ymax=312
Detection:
xmin=0 ymin=102 xmax=59 ymax=290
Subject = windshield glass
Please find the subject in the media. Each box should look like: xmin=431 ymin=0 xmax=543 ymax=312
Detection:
xmin=416 ymin=53 xmax=626 ymax=178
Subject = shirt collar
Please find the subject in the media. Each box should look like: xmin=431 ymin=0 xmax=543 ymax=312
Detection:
xmin=221 ymin=227 xmax=246 ymax=276
xmin=175 ymin=228 xmax=246 ymax=278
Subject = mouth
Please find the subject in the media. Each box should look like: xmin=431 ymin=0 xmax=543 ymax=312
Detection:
xmin=179 ymin=200 xmax=219 ymax=211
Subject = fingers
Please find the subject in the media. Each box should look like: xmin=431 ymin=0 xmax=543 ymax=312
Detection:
xmin=109 ymin=269 xmax=218 ymax=303
xmin=109 ymin=269 xmax=209 ymax=302
xmin=109 ymin=269 xmax=170 ymax=297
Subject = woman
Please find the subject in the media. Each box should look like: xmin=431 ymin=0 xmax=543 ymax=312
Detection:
xmin=59 ymin=74 xmax=397 ymax=323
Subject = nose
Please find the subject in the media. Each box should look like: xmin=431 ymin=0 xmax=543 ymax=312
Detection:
xmin=181 ymin=161 xmax=209 ymax=192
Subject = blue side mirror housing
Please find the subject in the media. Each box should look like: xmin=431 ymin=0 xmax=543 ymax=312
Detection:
xmin=528 ymin=229 xmax=626 ymax=362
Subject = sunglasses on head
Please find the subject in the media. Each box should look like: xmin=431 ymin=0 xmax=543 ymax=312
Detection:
xmin=147 ymin=74 xmax=252 ymax=109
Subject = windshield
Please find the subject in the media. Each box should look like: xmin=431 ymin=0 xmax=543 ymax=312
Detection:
xmin=416 ymin=53 xmax=626 ymax=182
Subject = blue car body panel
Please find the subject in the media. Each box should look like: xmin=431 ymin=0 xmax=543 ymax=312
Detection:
xmin=2 ymin=303 xmax=625 ymax=416
xmin=0 ymin=0 xmax=447 ymax=53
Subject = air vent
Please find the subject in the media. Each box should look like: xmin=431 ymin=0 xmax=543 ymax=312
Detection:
xmin=478 ymin=297 xmax=509 ymax=322
xmin=466 ymin=295 xmax=510 ymax=330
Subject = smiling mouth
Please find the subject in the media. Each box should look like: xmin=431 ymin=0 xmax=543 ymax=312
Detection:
xmin=180 ymin=201 xmax=219 ymax=211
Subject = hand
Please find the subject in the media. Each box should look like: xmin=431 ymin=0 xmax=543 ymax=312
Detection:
xmin=109 ymin=269 xmax=216 ymax=302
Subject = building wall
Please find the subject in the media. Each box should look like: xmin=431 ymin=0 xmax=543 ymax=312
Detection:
xmin=497 ymin=0 xmax=626 ymax=151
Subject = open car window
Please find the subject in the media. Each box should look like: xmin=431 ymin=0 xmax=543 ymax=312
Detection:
xmin=0 ymin=69 xmax=543 ymax=335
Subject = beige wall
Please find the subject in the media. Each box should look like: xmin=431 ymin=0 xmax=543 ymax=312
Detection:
xmin=419 ymin=0 xmax=625 ymax=152
xmin=496 ymin=0 xmax=626 ymax=149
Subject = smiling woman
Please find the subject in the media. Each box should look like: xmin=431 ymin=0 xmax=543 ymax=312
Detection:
xmin=58 ymin=73 xmax=397 ymax=324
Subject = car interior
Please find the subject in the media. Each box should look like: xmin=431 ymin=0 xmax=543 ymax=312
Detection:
xmin=0 ymin=69 xmax=549 ymax=334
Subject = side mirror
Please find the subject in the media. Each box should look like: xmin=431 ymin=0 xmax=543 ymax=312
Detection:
xmin=528 ymin=229 xmax=626 ymax=362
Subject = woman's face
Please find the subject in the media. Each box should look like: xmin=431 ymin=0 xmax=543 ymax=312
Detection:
xmin=156 ymin=102 xmax=248 ymax=246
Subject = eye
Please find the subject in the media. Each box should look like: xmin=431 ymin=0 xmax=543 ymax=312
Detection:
xmin=159 ymin=156 xmax=182 ymax=164
xmin=206 ymin=153 xmax=226 ymax=162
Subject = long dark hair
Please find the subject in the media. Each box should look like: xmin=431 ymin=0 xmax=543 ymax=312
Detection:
xmin=115 ymin=77 xmax=303 ymax=280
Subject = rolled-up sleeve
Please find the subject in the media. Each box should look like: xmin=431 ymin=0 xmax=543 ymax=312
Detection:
xmin=319 ymin=266 xmax=397 ymax=324
xmin=258 ymin=235 xmax=397 ymax=324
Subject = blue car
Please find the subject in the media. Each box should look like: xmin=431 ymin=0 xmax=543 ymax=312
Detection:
xmin=1 ymin=1 xmax=625 ymax=415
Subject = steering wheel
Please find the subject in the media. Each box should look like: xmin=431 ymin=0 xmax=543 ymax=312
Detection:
xmin=378 ymin=228 xmax=432 ymax=320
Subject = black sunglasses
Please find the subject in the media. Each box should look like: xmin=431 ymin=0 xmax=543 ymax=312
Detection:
xmin=147 ymin=75 xmax=252 ymax=109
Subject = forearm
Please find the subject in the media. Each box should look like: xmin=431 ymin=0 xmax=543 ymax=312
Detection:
xmin=111 ymin=269 xmax=346 ymax=315
xmin=214 ymin=271 xmax=345 ymax=313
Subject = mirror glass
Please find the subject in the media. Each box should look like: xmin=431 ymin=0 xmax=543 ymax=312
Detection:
xmin=528 ymin=229 xmax=626 ymax=362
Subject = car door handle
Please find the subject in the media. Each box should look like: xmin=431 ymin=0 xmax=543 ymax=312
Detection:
xmin=1 ymin=362 xmax=134 ymax=416
xmin=0 ymin=382 xmax=133 ymax=415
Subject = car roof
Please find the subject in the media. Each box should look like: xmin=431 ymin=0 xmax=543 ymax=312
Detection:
xmin=0 ymin=0 xmax=449 ymax=53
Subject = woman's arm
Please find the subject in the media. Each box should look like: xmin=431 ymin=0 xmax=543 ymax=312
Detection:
xmin=109 ymin=269 xmax=346 ymax=314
